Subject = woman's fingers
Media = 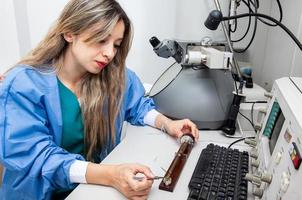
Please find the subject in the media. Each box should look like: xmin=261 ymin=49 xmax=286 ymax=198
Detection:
xmin=186 ymin=120 xmax=199 ymax=141
xmin=130 ymin=195 xmax=148 ymax=200
xmin=113 ymin=163 xmax=154 ymax=199
xmin=128 ymin=177 xmax=153 ymax=192
xmin=176 ymin=119 xmax=199 ymax=141
xmin=129 ymin=187 xmax=151 ymax=196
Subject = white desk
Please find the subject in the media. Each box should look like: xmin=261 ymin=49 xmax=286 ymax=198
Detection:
xmin=66 ymin=124 xmax=255 ymax=200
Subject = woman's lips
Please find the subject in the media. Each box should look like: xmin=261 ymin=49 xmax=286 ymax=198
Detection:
xmin=96 ymin=61 xmax=107 ymax=69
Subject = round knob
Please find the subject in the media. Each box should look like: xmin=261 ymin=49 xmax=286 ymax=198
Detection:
xmin=149 ymin=36 xmax=161 ymax=48
xmin=280 ymin=175 xmax=290 ymax=193
xmin=250 ymin=149 xmax=258 ymax=159
xmin=274 ymin=152 xmax=282 ymax=165
xmin=253 ymin=187 xmax=264 ymax=198
xmin=251 ymin=159 xmax=260 ymax=168
xmin=245 ymin=138 xmax=257 ymax=147
xmin=280 ymin=172 xmax=290 ymax=193
xmin=264 ymin=92 xmax=273 ymax=98
xmin=261 ymin=173 xmax=273 ymax=184
xmin=245 ymin=173 xmax=261 ymax=187
xmin=254 ymin=124 xmax=262 ymax=131
xmin=259 ymin=108 xmax=267 ymax=114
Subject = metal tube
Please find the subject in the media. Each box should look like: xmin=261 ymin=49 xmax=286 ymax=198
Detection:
xmin=213 ymin=0 xmax=243 ymax=89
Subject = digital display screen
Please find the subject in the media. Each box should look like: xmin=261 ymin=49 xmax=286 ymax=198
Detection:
xmin=269 ymin=110 xmax=285 ymax=154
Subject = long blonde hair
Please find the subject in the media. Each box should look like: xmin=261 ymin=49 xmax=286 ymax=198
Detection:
xmin=18 ymin=0 xmax=133 ymax=162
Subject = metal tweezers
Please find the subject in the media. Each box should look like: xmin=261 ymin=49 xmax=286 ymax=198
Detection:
xmin=133 ymin=176 xmax=164 ymax=181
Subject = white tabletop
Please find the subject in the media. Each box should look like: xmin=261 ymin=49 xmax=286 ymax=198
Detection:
xmin=66 ymin=124 xmax=255 ymax=200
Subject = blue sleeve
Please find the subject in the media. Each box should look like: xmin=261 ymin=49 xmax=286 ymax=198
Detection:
xmin=0 ymin=68 xmax=83 ymax=199
xmin=123 ymin=68 xmax=156 ymax=125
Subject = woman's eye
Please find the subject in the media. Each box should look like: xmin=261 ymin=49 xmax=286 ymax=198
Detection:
xmin=114 ymin=44 xmax=121 ymax=49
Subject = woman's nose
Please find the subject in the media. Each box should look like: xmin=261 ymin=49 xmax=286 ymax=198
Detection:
xmin=102 ymin=44 xmax=116 ymax=61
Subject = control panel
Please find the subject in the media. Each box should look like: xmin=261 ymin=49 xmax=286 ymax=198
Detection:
xmin=245 ymin=77 xmax=302 ymax=199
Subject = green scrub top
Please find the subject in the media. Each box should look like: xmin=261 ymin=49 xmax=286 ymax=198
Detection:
xmin=57 ymin=78 xmax=85 ymax=156
xmin=53 ymin=78 xmax=85 ymax=200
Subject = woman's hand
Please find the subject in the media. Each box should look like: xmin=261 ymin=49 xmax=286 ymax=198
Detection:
xmin=164 ymin=118 xmax=199 ymax=142
xmin=0 ymin=75 xmax=4 ymax=81
xmin=155 ymin=114 xmax=199 ymax=142
xmin=87 ymin=163 xmax=154 ymax=200
xmin=110 ymin=163 xmax=154 ymax=200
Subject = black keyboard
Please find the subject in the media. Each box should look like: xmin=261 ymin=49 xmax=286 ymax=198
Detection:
xmin=187 ymin=143 xmax=249 ymax=200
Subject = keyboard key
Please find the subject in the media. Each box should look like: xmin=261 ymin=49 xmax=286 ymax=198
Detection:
xmin=217 ymin=191 xmax=225 ymax=198
xmin=208 ymin=191 xmax=217 ymax=200
xmin=187 ymin=143 xmax=249 ymax=200
xmin=188 ymin=189 xmax=200 ymax=199
xmin=199 ymin=187 xmax=209 ymax=200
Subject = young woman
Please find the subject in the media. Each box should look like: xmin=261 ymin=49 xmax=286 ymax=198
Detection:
xmin=0 ymin=0 xmax=199 ymax=199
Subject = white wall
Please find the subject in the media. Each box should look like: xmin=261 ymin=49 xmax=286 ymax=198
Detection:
xmin=174 ymin=0 xmax=228 ymax=40
xmin=0 ymin=1 xmax=20 ymax=73
xmin=262 ymin=0 xmax=302 ymax=89
xmin=248 ymin=0 xmax=302 ymax=90
xmin=118 ymin=0 xmax=227 ymax=84
xmin=27 ymin=0 xmax=69 ymax=48
xmin=0 ymin=0 xmax=225 ymax=84
xmin=0 ymin=0 xmax=68 ymax=74
xmin=118 ymin=0 xmax=179 ymax=84
xmin=1 ymin=0 xmax=301 ymax=89
xmin=233 ymin=0 xmax=272 ymax=88
xmin=291 ymin=16 xmax=302 ymax=76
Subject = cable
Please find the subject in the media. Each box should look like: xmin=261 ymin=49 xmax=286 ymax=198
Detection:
xmin=227 ymin=136 xmax=255 ymax=149
xmin=255 ymin=0 xmax=259 ymax=8
xmin=251 ymin=102 xmax=256 ymax=125
xmin=230 ymin=18 xmax=238 ymax=33
xmin=230 ymin=0 xmax=284 ymax=52
xmin=223 ymin=13 xmax=302 ymax=51
xmin=228 ymin=0 xmax=238 ymax=33
xmin=223 ymin=100 xmax=267 ymax=139
xmin=233 ymin=1 xmax=258 ymax=53
xmin=248 ymin=100 xmax=268 ymax=126
xmin=222 ymin=117 xmax=244 ymax=138
xmin=246 ymin=0 xmax=257 ymax=9
xmin=257 ymin=0 xmax=283 ymax=27
xmin=227 ymin=0 xmax=258 ymax=53
xmin=239 ymin=111 xmax=257 ymax=133
xmin=231 ymin=67 xmax=239 ymax=94
xmin=238 ymin=100 xmax=267 ymax=132
xmin=246 ymin=0 xmax=260 ymax=9
xmin=244 ymin=101 xmax=267 ymax=103
xmin=231 ymin=0 xmax=253 ymax=43
xmin=289 ymin=77 xmax=302 ymax=95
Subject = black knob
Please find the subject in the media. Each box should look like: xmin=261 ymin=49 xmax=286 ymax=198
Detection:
xmin=149 ymin=36 xmax=161 ymax=48
xmin=204 ymin=10 xmax=223 ymax=30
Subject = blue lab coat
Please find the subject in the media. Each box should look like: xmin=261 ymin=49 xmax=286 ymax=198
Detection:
xmin=0 ymin=65 xmax=155 ymax=200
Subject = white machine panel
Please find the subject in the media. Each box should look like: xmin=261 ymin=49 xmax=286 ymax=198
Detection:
xmin=255 ymin=77 xmax=302 ymax=200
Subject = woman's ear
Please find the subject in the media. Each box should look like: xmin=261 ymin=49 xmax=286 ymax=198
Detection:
xmin=63 ymin=32 xmax=74 ymax=43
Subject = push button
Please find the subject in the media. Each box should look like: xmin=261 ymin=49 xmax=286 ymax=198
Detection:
xmin=289 ymin=142 xmax=301 ymax=170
